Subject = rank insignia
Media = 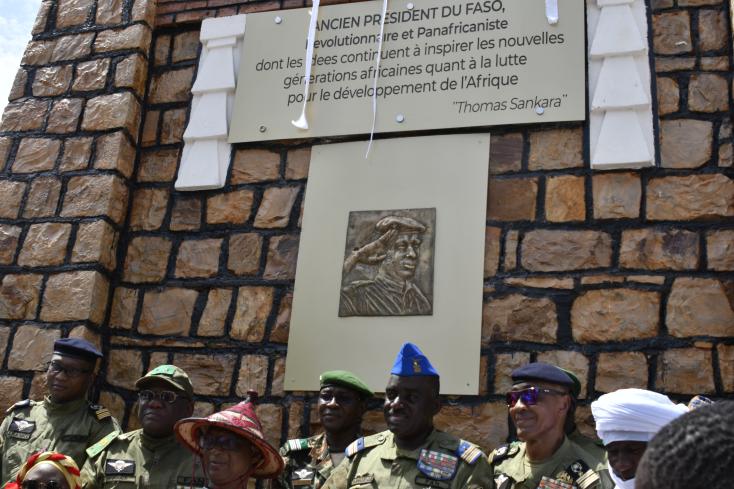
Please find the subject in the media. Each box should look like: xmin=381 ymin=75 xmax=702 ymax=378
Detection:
xmin=9 ymin=418 xmax=35 ymax=440
xmin=105 ymin=459 xmax=135 ymax=475
xmin=537 ymin=476 xmax=574 ymax=489
xmin=293 ymin=468 xmax=314 ymax=480
xmin=417 ymin=449 xmax=458 ymax=481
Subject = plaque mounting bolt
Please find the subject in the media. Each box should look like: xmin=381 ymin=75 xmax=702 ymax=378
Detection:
xmin=259 ymin=125 xmax=267 ymax=133
xmin=396 ymin=114 xmax=405 ymax=123
xmin=535 ymin=106 xmax=545 ymax=115
xmin=407 ymin=3 xmax=414 ymax=9
xmin=274 ymin=16 xmax=282 ymax=24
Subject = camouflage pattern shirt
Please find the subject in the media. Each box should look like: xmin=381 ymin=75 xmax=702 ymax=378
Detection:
xmin=276 ymin=433 xmax=340 ymax=489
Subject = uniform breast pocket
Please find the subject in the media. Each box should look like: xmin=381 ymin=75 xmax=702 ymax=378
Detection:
xmin=103 ymin=459 xmax=137 ymax=489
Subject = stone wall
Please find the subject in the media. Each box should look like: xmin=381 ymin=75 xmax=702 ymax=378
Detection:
xmin=0 ymin=0 xmax=732 ymax=454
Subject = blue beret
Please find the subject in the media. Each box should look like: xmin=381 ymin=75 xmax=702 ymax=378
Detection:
xmin=53 ymin=338 xmax=102 ymax=361
xmin=390 ymin=342 xmax=438 ymax=377
xmin=511 ymin=362 xmax=574 ymax=388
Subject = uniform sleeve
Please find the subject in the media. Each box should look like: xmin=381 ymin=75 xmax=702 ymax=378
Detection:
xmin=320 ymin=456 xmax=352 ymax=489
xmin=79 ymin=451 xmax=104 ymax=489
xmin=460 ymin=457 xmax=496 ymax=489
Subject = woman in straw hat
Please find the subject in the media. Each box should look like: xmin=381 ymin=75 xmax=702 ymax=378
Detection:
xmin=175 ymin=395 xmax=284 ymax=489
xmin=4 ymin=451 xmax=82 ymax=489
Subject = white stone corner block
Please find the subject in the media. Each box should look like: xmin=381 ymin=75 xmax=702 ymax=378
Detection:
xmin=191 ymin=44 xmax=236 ymax=93
xmin=175 ymin=139 xmax=232 ymax=191
xmin=589 ymin=4 xmax=646 ymax=58
xmin=591 ymin=56 xmax=649 ymax=110
xmin=591 ymin=110 xmax=653 ymax=169
xmin=201 ymin=14 xmax=246 ymax=41
xmin=184 ymin=91 xmax=229 ymax=139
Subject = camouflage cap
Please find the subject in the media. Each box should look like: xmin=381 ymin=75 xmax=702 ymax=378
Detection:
xmin=319 ymin=370 xmax=373 ymax=399
xmin=135 ymin=365 xmax=193 ymax=398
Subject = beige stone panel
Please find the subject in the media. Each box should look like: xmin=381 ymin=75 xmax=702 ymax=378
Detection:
xmin=96 ymin=0 xmax=124 ymax=24
xmin=707 ymin=231 xmax=734 ymax=270
xmin=23 ymin=177 xmax=62 ymax=218
xmin=115 ymin=54 xmax=147 ymax=96
xmin=528 ymin=128 xmax=583 ymax=170
xmin=9 ymin=69 xmax=27 ymax=101
xmin=482 ymin=294 xmax=557 ymax=344
xmin=170 ymin=196 xmax=201 ymax=231
xmin=287 ymin=401 xmax=305 ymax=439
xmin=504 ymin=277 xmax=574 ymax=289
xmin=41 ymin=271 xmax=109 ymax=324
xmin=61 ymin=174 xmax=129 ymax=224
xmin=18 ymin=223 xmax=71 ymax=267
xmin=231 ymin=149 xmax=280 ymax=184
xmin=655 ymin=348 xmax=714 ymax=394
xmin=0 ymin=225 xmax=21 ymax=264
xmin=236 ymin=355 xmax=269 ymax=398
xmin=13 ymin=138 xmax=62 ymax=173
xmin=122 ymin=236 xmax=171 ymax=283
xmin=652 ymin=11 xmax=692 ymax=55
xmin=138 ymin=149 xmax=180 ymax=182
xmin=227 ymin=233 xmax=262 ymax=276
xmin=487 ymin=178 xmax=537 ymax=221
xmin=656 ymin=77 xmax=679 ymax=115
xmin=536 ymin=351 xmax=589 ymax=399
xmin=0 ymin=137 xmax=11 ymax=169
xmin=68 ymin=325 xmax=101 ymax=351
xmin=660 ymin=119 xmax=713 ymax=168
xmin=494 ymin=352 xmax=531 ymax=394
xmin=73 ymin=58 xmax=110 ymax=92
xmin=271 ymin=357 xmax=286 ymax=396
xmin=0 ymin=180 xmax=26 ymax=219
xmin=484 ymin=227 xmax=501 ymax=278
xmin=0 ymin=274 xmax=43 ymax=320
xmin=0 ymin=377 xmax=26 ymax=414
xmin=545 ymin=175 xmax=585 ymax=222
xmin=8 ymin=325 xmax=60 ymax=370
xmin=698 ymin=10 xmax=727 ymax=52
xmin=285 ymin=148 xmax=310 ymax=180
xmin=1 ymin=99 xmax=48 ymax=132
xmin=435 ymin=403 xmax=508 ymax=453
xmin=504 ymin=230 xmax=519 ymax=271
xmin=173 ymin=353 xmax=236 ymax=396
xmin=32 ymin=1 xmax=53 ymax=35
xmin=572 ymin=289 xmax=659 ymax=342
xmin=56 ymin=0 xmax=93 ymax=28
xmin=255 ymin=404 xmax=283 ymax=447
xmin=107 ymin=349 xmax=143 ymax=389
xmin=153 ymin=36 xmax=171 ymax=67
xmin=132 ymin=0 xmax=156 ymax=26
xmin=94 ymin=131 xmax=136 ymax=178
xmin=264 ymin=235 xmax=299 ymax=280
xmin=231 ymin=287 xmax=274 ymax=342
xmin=667 ymin=278 xmax=734 ymax=337
xmin=160 ymin=109 xmax=186 ymax=144
xmin=254 ymin=186 xmax=300 ymax=228
xmin=591 ymin=173 xmax=642 ymax=219
xmin=129 ymin=188 xmax=169 ymax=231
xmin=172 ymin=31 xmax=200 ymax=63
xmin=489 ymin=133 xmax=523 ymax=174
xmin=522 ymin=230 xmax=612 ymax=271
xmin=138 ymin=288 xmax=198 ymax=336
xmin=647 ymin=174 xmax=733 ymax=220
xmin=270 ymin=293 xmax=292 ymax=344
xmin=94 ymin=24 xmax=152 ymax=53
xmin=109 ymin=287 xmax=138 ymax=330
xmin=620 ymin=228 xmax=699 ymax=270
xmin=175 ymin=239 xmax=222 ymax=278
xmin=60 ymin=137 xmax=92 ymax=172
xmin=47 ymin=99 xmax=84 ymax=134
xmin=32 ymin=65 xmax=73 ymax=97
xmin=718 ymin=344 xmax=734 ymax=392
xmin=207 ymin=190 xmax=254 ymax=225
xmin=141 ymin=111 xmax=159 ymax=147
xmin=198 ymin=289 xmax=232 ymax=337
xmin=149 ymin=68 xmax=195 ymax=104
xmin=688 ymin=74 xmax=728 ymax=113
xmin=82 ymin=92 xmax=140 ymax=135
xmin=71 ymin=219 xmax=118 ymax=270
xmin=596 ymin=352 xmax=649 ymax=392
xmin=50 ymin=33 xmax=94 ymax=62
xmin=98 ymin=391 xmax=126 ymax=425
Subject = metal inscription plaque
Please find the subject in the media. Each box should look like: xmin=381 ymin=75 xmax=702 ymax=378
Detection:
xmin=230 ymin=0 xmax=585 ymax=142
xmin=339 ymin=208 xmax=435 ymax=317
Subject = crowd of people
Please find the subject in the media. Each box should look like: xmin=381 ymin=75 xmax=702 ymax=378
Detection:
xmin=0 ymin=338 xmax=731 ymax=489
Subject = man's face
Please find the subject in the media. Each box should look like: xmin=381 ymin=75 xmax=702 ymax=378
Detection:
xmin=318 ymin=385 xmax=365 ymax=434
xmin=200 ymin=427 xmax=259 ymax=486
xmin=138 ymin=379 xmax=193 ymax=438
xmin=382 ymin=232 xmax=422 ymax=281
xmin=508 ymin=381 xmax=569 ymax=443
xmin=45 ymin=353 xmax=95 ymax=403
xmin=605 ymin=441 xmax=648 ymax=481
xmin=383 ymin=375 xmax=439 ymax=446
xmin=24 ymin=463 xmax=70 ymax=489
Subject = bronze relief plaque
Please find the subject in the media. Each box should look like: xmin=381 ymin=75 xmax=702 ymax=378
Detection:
xmin=339 ymin=208 xmax=436 ymax=317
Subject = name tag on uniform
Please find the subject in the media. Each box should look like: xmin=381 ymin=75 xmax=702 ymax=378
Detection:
xmin=105 ymin=459 xmax=136 ymax=475
xmin=538 ymin=476 xmax=575 ymax=489
xmin=8 ymin=418 xmax=35 ymax=440
xmin=350 ymin=474 xmax=374 ymax=487
xmin=61 ymin=434 xmax=87 ymax=443
xmin=417 ymin=449 xmax=458 ymax=481
xmin=415 ymin=475 xmax=451 ymax=489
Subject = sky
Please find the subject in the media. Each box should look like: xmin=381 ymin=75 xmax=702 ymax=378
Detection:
xmin=0 ymin=0 xmax=42 ymax=114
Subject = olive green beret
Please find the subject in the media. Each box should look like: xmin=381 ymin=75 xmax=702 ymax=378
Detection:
xmin=319 ymin=370 xmax=373 ymax=398
xmin=560 ymin=367 xmax=582 ymax=399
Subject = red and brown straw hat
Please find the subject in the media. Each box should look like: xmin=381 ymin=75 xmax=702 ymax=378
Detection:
xmin=174 ymin=400 xmax=284 ymax=479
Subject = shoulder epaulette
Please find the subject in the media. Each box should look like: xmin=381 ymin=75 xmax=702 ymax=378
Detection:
xmin=489 ymin=442 xmax=520 ymax=464
xmin=5 ymin=399 xmax=31 ymax=414
xmin=89 ymin=404 xmax=112 ymax=421
xmin=345 ymin=433 xmax=386 ymax=457
xmin=282 ymin=438 xmax=311 ymax=454
xmin=565 ymin=459 xmax=599 ymax=489
xmin=456 ymin=439 xmax=485 ymax=465
xmin=85 ymin=430 xmax=120 ymax=459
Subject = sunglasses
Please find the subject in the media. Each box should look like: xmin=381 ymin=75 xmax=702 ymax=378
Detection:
xmin=505 ymin=386 xmax=567 ymax=407
xmin=22 ymin=481 xmax=60 ymax=489
xmin=198 ymin=433 xmax=251 ymax=452
xmin=138 ymin=390 xmax=181 ymax=404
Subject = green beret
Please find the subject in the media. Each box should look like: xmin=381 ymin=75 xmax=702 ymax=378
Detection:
xmin=560 ymin=367 xmax=582 ymax=399
xmin=319 ymin=370 xmax=373 ymax=398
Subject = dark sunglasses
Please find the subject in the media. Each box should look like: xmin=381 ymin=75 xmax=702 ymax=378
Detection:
xmin=22 ymin=481 xmax=60 ymax=489
xmin=45 ymin=361 xmax=91 ymax=378
xmin=505 ymin=386 xmax=567 ymax=407
xmin=138 ymin=390 xmax=181 ymax=404
xmin=198 ymin=433 xmax=251 ymax=452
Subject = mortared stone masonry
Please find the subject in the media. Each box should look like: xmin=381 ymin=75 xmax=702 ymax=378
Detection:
xmin=0 ymin=0 xmax=732 ymax=452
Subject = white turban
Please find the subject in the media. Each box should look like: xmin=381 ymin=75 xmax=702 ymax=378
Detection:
xmin=591 ymin=388 xmax=688 ymax=445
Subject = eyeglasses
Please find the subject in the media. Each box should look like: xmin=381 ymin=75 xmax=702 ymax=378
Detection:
xmin=22 ymin=481 xmax=60 ymax=489
xmin=46 ymin=361 xmax=91 ymax=378
xmin=138 ymin=390 xmax=181 ymax=404
xmin=198 ymin=433 xmax=251 ymax=451
xmin=506 ymin=387 xmax=567 ymax=407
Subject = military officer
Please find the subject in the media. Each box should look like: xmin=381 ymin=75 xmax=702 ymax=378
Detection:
xmin=322 ymin=342 xmax=493 ymax=489
xmin=277 ymin=370 xmax=373 ymax=489
xmin=0 ymin=338 xmax=120 ymax=484
xmin=80 ymin=365 xmax=206 ymax=489
xmin=490 ymin=362 xmax=613 ymax=489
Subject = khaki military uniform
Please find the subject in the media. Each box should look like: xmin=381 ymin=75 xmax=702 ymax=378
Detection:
xmin=80 ymin=429 xmax=206 ymax=489
xmin=567 ymin=430 xmax=605 ymax=463
xmin=276 ymin=433 xmax=339 ymax=489
xmin=322 ymin=429 xmax=493 ymax=489
xmin=489 ymin=437 xmax=614 ymax=489
xmin=0 ymin=398 xmax=119 ymax=484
